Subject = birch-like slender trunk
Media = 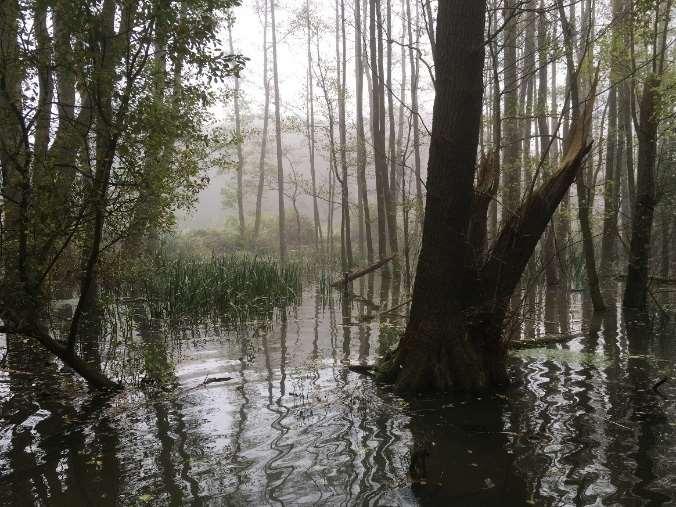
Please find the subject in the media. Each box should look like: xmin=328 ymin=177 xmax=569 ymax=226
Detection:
xmin=254 ymin=0 xmax=270 ymax=244
xmin=270 ymin=0 xmax=287 ymax=263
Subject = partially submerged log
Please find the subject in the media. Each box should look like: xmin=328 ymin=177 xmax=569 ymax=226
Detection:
xmin=204 ymin=376 xmax=233 ymax=385
xmin=508 ymin=333 xmax=585 ymax=350
xmin=331 ymin=255 xmax=396 ymax=287
xmin=347 ymin=364 xmax=377 ymax=376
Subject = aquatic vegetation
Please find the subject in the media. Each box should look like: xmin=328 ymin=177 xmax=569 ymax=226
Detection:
xmin=125 ymin=253 xmax=303 ymax=324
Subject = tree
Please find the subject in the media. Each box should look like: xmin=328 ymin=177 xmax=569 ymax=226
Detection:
xmin=0 ymin=0 xmax=243 ymax=389
xmin=254 ymin=0 xmax=271 ymax=244
xmin=270 ymin=0 xmax=288 ymax=264
xmin=305 ymin=0 xmax=324 ymax=254
xmin=354 ymin=0 xmax=374 ymax=264
xmin=623 ymin=0 xmax=672 ymax=311
xmin=228 ymin=18 xmax=246 ymax=243
xmin=379 ymin=0 xmax=596 ymax=392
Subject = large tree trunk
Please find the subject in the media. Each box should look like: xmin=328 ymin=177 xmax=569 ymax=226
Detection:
xmin=381 ymin=2 xmax=494 ymax=391
xmin=380 ymin=0 xmax=595 ymax=391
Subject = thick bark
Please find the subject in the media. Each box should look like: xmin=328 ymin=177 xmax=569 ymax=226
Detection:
xmin=381 ymin=2 xmax=493 ymax=392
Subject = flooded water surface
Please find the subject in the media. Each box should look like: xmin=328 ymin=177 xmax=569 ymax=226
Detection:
xmin=1 ymin=278 xmax=675 ymax=505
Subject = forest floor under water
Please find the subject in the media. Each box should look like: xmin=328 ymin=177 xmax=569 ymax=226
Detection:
xmin=1 ymin=274 xmax=675 ymax=506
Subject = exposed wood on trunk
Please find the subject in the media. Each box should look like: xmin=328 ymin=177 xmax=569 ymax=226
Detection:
xmin=478 ymin=80 xmax=596 ymax=314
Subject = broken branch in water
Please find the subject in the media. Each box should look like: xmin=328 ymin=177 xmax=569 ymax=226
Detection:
xmin=508 ymin=333 xmax=586 ymax=350
xmin=203 ymin=376 xmax=233 ymax=385
xmin=652 ymin=377 xmax=668 ymax=394
xmin=331 ymin=256 xmax=396 ymax=287
xmin=347 ymin=364 xmax=377 ymax=377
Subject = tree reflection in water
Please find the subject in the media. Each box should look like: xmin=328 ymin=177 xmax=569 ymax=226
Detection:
xmin=1 ymin=275 xmax=675 ymax=505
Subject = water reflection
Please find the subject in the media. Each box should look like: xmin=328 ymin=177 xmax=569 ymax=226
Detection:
xmin=1 ymin=278 xmax=675 ymax=505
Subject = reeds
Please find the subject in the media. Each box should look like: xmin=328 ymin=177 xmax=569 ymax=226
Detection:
xmin=131 ymin=253 xmax=302 ymax=324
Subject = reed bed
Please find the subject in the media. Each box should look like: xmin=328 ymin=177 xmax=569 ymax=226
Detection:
xmin=131 ymin=254 xmax=303 ymax=324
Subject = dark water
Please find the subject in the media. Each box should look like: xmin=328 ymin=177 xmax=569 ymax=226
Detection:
xmin=1 ymin=278 xmax=675 ymax=506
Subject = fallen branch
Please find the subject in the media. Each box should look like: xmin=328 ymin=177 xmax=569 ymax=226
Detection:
xmin=204 ymin=376 xmax=233 ymax=385
xmin=380 ymin=299 xmax=412 ymax=315
xmin=331 ymin=256 xmax=396 ymax=287
xmin=508 ymin=333 xmax=585 ymax=350
xmin=347 ymin=364 xmax=376 ymax=377
xmin=652 ymin=377 xmax=668 ymax=394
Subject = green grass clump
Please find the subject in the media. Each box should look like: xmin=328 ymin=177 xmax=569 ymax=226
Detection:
xmin=133 ymin=253 xmax=302 ymax=324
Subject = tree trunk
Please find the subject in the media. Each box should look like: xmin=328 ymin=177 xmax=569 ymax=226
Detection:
xmin=337 ymin=0 xmax=353 ymax=270
xmin=354 ymin=0 xmax=373 ymax=264
xmin=600 ymin=85 xmax=619 ymax=281
xmin=380 ymin=0 xmax=596 ymax=391
xmin=228 ymin=22 xmax=246 ymax=243
xmin=270 ymin=0 xmax=287 ymax=264
xmin=502 ymin=0 xmax=520 ymax=224
xmin=305 ymin=0 xmax=323 ymax=255
xmin=254 ymin=0 xmax=270 ymax=244
xmin=369 ymin=0 xmax=388 ymax=261
xmin=385 ymin=0 xmax=399 ymax=272
xmin=381 ymin=2 xmax=497 ymax=391
xmin=406 ymin=0 xmax=424 ymax=229
xmin=536 ymin=1 xmax=560 ymax=295
xmin=623 ymin=74 xmax=660 ymax=311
